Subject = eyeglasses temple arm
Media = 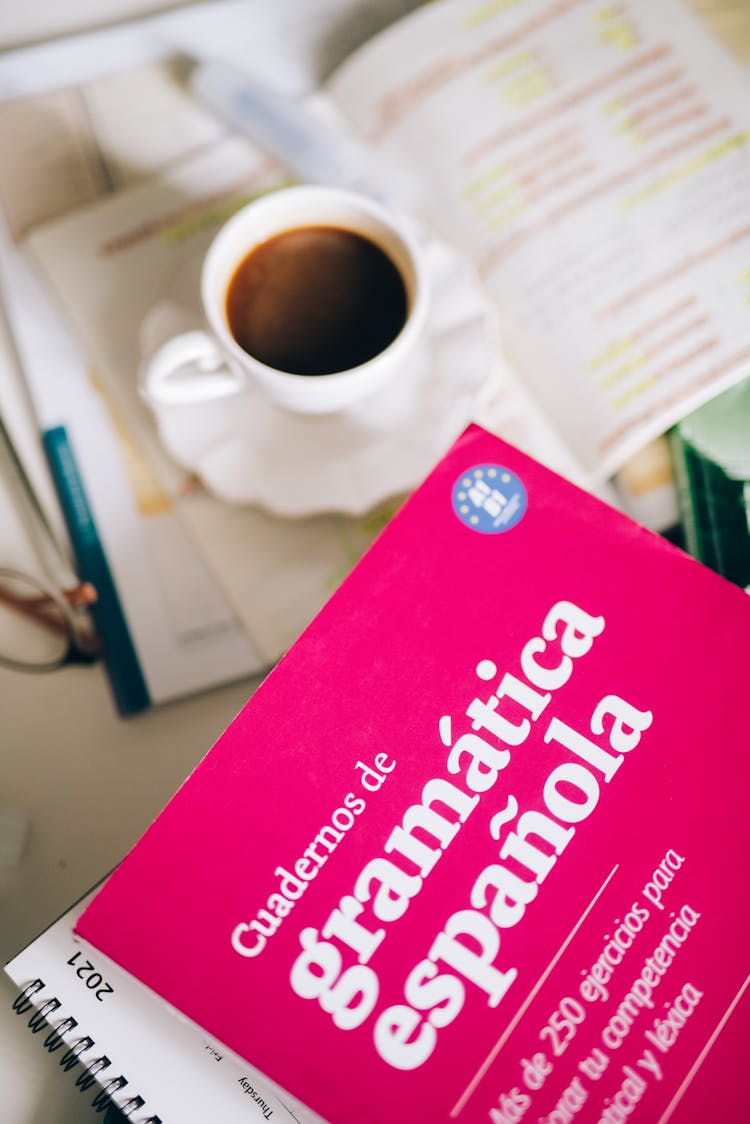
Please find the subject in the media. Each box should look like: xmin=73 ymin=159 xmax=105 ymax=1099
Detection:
xmin=0 ymin=408 xmax=90 ymax=601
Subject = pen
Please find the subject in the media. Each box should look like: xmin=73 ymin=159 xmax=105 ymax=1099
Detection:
xmin=183 ymin=56 xmax=422 ymax=213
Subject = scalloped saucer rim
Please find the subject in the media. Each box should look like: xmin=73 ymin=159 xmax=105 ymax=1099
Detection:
xmin=141 ymin=237 xmax=496 ymax=517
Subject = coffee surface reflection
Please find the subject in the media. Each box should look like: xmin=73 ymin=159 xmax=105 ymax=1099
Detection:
xmin=224 ymin=224 xmax=408 ymax=377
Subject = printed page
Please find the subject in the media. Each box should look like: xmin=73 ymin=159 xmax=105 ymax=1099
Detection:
xmin=326 ymin=0 xmax=750 ymax=478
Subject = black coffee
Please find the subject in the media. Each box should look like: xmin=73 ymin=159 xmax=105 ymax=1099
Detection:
xmin=224 ymin=224 xmax=408 ymax=376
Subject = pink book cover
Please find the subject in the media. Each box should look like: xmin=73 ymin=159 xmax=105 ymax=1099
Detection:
xmin=77 ymin=424 xmax=750 ymax=1123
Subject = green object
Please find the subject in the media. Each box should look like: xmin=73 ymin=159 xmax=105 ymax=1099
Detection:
xmin=670 ymin=378 xmax=750 ymax=592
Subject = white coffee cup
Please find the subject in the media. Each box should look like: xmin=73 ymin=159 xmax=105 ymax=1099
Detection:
xmin=139 ymin=184 xmax=430 ymax=416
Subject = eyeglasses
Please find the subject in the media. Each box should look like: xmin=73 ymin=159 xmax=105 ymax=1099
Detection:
xmin=0 ymin=407 xmax=101 ymax=673
xmin=0 ymin=566 xmax=101 ymax=672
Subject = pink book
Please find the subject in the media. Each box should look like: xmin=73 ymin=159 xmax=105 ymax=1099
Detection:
xmin=77 ymin=424 xmax=750 ymax=1123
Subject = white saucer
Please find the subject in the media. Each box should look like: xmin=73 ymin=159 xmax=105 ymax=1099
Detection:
xmin=140 ymin=237 xmax=495 ymax=517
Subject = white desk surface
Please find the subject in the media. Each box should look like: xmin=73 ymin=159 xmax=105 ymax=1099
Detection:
xmin=1 ymin=2 xmax=748 ymax=1122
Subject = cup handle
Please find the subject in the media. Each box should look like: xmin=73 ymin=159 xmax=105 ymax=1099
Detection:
xmin=139 ymin=330 xmax=244 ymax=406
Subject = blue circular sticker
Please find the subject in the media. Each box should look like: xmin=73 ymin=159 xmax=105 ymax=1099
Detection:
xmin=452 ymin=464 xmax=527 ymax=533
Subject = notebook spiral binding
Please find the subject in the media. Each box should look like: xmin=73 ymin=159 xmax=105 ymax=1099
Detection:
xmin=11 ymin=978 xmax=162 ymax=1122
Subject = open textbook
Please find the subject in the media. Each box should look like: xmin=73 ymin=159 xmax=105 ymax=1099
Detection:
xmin=2 ymin=0 xmax=750 ymax=709
xmin=323 ymin=0 xmax=750 ymax=475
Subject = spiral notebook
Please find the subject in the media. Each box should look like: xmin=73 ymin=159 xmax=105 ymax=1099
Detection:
xmin=4 ymin=885 xmax=308 ymax=1123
